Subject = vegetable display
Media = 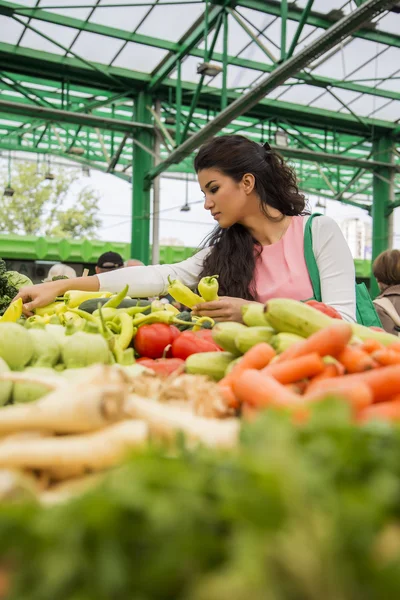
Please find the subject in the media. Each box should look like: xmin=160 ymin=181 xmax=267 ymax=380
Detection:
xmin=1 ymin=275 xmax=400 ymax=598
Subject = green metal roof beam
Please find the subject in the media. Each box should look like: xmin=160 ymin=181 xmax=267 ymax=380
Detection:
xmin=147 ymin=0 xmax=399 ymax=181
xmin=232 ymin=0 xmax=400 ymax=48
xmin=148 ymin=4 xmax=226 ymax=90
xmin=2 ymin=1 xmax=400 ymax=102
xmin=0 ymin=42 xmax=398 ymax=137
xmin=0 ymin=99 xmax=153 ymax=133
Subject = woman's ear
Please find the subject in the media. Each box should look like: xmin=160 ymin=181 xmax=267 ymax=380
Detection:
xmin=242 ymin=173 xmax=255 ymax=195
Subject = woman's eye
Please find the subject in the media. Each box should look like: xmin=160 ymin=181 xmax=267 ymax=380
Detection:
xmin=210 ymin=187 xmax=219 ymax=194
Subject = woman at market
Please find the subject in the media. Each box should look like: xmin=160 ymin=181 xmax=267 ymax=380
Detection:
xmin=15 ymin=135 xmax=357 ymax=323
xmin=372 ymin=249 xmax=400 ymax=335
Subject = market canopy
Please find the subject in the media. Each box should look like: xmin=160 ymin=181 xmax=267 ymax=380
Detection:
xmin=0 ymin=0 xmax=400 ymax=262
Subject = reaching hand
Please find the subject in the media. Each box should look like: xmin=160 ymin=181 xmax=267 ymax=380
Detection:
xmin=192 ymin=296 xmax=260 ymax=323
xmin=14 ymin=281 xmax=66 ymax=316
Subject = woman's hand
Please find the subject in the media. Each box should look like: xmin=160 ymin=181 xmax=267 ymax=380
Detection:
xmin=192 ymin=297 xmax=257 ymax=323
xmin=14 ymin=281 xmax=67 ymax=316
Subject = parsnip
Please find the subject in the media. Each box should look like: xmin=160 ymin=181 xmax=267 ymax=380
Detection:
xmin=0 ymin=420 xmax=148 ymax=471
xmin=0 ymin=371 xmax=65 ymax=390
xmin=0 ymin=365 xmax=129 ymax=434
xmin=125 ymin=395 xmax=239 ymax=449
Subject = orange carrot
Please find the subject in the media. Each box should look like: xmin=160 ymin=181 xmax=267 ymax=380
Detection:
xmin=358 ymin=400 xmax=400 ymax=423
xmin=262 ymin=352 xmax=325 ymax=385
xmin=372 ymin=349 xmax=400 ymax=367
xmin=360 ymin=339 xmax=384 ymax=354
xmin=218 ymin=383 xmax=239 ymax=410
xmin=221 ymin=343 xmax=276 ymax=387
xmin=306 ymin=363 xmax=340 ymax=393
xmin=285 ymin=381 xmax=308 ymax=395
xmin=337 ymin=345 xmax=377 ymax=373
xmin=305 ymin=380 xmax=373 ymax=412
xmin=277 ymin=321 xmax=352 ymax=362
xmin=388 ymin=342 xmax=400 ymax=354
xmin=232 ymin=370 xmax=300 ymax=409
xmin=308 ymin=365 xmax=400 ymax=403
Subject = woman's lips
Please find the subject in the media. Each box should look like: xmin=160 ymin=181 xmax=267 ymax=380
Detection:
xmin=213 ymin=212 xmax=221 ymax=221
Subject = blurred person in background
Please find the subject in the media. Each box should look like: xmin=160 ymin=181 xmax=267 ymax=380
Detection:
xmin=373 ymin=249 xmax=400 ymax=335
xmin=124 ymin=258 xmax=144 ymax=267
xmin=44 ymin=263 xmax=77 ymax=282
xmin=95 ymin=251 xmax=124 ymax=275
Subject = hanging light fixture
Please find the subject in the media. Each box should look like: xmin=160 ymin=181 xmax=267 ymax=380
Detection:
xmin=3 ymin=151 xmax=14 ymax=197
xmin=44 ymin=154 xmax=55 ymax=181
xmin=197 ymin=62 xmax=222 ymax=77
xmin=275 ymin=129 xmax=289 ymax=147
xmin=180 ymin=174 xmax=191 ymax=212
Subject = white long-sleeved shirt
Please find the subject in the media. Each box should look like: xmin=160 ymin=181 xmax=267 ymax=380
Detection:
xmin=97 ymin=215 xmax=356 ymax=322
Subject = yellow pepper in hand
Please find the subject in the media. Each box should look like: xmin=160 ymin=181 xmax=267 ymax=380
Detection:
xmin=167 ymin=276 xmax=204 ymax=309
xmin=198 ymin=275 xmax=219 ymax=302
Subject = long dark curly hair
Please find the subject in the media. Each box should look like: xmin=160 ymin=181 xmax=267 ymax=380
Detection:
xmin=194 ymin=135 xmax=307 ymax=300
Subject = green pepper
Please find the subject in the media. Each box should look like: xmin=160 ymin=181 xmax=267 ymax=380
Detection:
xmin=102 ymin=285 xmax=129 ymax=309
xmin=92 ymin=307 xmax=118 ymax=321
xmin=64 ymin=291 xmax=112 ymax=308
xmin=198 ymin=275 xmax=219 ymax=302
xmin=167 ymin=276 xmax=204 ymax=309
xmin=113 ymin=312 xmax=135 ymax=350
xmin=68 ymin=308 xmax=98 ymax=324
xmin=123 ymin=305 xmax=152 ymax=317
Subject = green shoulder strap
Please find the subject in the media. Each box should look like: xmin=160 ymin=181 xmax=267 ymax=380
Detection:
xmin=303 ymin=213 xmax=322 ymax=302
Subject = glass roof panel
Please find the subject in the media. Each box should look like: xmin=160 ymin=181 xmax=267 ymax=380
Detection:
xmin=18 ymin=19 xmax=78 ymax=55
xmin=70 ymin=31 xmax=125 ymax=65
xmin=41 ymin=0 xmax=93 ymax=21
xmin=375 ymin=10 xmax=400 ymax=34
xmin=90 ymin=5 xmax=153 ymax=32
xmin=294 ymin=0 xmax=345 ymax=12
xmin=136 ymin=4 xmax=204 ymax=43
xmin=370 ymin=100 xmax=400 ymax=121
xmin=0 ymin=16 xmax=25 ymax=45
xmin=112 ymin=42 xmax=168 ymax=72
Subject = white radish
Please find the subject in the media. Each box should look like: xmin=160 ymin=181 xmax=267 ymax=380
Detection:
xmin=0 ymin=420 xmax=148 ymax=472
xmin=125 ymin=395 xmax=239 ymax=449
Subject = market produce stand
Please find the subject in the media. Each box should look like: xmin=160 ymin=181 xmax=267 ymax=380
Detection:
xmin=0 ymin=277 xmax=400 ymax=597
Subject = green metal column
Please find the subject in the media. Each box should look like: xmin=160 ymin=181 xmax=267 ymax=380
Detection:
xmin=371 ymin=135 xmax=393 ymax=298
xmin=131 ymin=92 xmax=153 ymax=265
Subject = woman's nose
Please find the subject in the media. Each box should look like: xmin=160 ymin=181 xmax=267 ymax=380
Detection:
xmin=203 ymin=195 xmax=214 ymax=210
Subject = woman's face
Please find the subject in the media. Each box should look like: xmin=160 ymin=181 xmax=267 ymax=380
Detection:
xmin=197 ymin=168 xmax=258 ymax=229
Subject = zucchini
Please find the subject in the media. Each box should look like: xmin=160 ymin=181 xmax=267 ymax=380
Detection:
xmin=79 ymin=298 xmax=151 ymax=314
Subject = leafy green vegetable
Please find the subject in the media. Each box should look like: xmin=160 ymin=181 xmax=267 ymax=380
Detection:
xmin=3 ymin=401 xmax=400 ymax=599
xmin=5 ymin=271 xmax=33 ymax=290
xmin=0 ymin=259 xmax=32 ymax=315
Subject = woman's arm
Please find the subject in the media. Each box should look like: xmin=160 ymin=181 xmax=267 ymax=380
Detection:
xmin=311 ymin=215 xmax=357 ymax=323
xmin=16 ymin=248 xmax=209 ymax=313
xmin=97 ymin=248 xmax=209 ymax=297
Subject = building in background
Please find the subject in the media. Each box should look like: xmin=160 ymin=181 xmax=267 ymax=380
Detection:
xmin=340 ymin=218 xmax=372 ymax=260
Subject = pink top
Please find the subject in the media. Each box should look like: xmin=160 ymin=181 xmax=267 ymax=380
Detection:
xmin=253 ymin=215 xmax=314 ymax=303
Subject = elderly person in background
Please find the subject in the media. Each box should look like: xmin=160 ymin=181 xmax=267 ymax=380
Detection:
xmin=45 ymin=263 xmax=77 ymax=282
xmin=373 ymin=249 xmax=400 ymax=335
xmin=125 ymin=258 xmax=144 ymax=267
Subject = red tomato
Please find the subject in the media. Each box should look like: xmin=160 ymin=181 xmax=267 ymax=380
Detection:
xmin=134 ymin=324 xmax=181 ymax=359
xmin=305 ymin=300 xmax=342 ymax=319
xmin=171 ymin=330 xmax=221 ymax=360
xmin=136 ymin=357 xmax=185 ymax=376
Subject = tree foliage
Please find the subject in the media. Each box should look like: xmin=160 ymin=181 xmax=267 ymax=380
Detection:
xmin=0 ymin=161 xmax=102 ymax=238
